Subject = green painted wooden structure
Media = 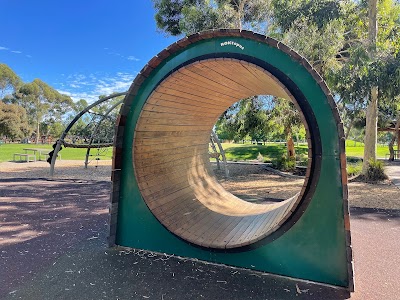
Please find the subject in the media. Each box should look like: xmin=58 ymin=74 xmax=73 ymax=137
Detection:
xmin=109 ymin=30 xmax=354 ymax=291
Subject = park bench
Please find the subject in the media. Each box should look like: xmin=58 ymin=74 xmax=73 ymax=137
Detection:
xmin=13 ymin=153 xmax=36 ymax=162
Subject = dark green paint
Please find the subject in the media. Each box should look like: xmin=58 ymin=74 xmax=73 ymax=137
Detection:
xmin=115 ymin=36 xmax=348 ymax=287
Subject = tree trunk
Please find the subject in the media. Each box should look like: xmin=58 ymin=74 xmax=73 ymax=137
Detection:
xmin=35 ymin=118 xmax=40 ymax=144
xmin=363 ymin=87 xmax=378 ymax=172
xmin=362 ymin=0 xmax=378 ymax=174
xmin=285 ymin=125 xmax=295 ymax=158
xmin=388 ymin=116 xmax=400 ymax=161
xmin=345 ymin=120 xmax=354 ymax=140
xmin=287 ymin=136 xmax=295 ymax=158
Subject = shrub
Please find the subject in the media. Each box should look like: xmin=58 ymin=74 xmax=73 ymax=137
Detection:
xmin=366 ymin=159 xmax=387 ymax=182
xmin=347 ymin=162 xmax=362 ymax=177
xmin=273 ymin=155 xmax=296 ymax=172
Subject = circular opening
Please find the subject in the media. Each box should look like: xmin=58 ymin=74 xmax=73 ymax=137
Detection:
xmin=212 ymin=96 xmax=308 ymax=205
xmin=133 ymin=58 xmax=312 ymax=249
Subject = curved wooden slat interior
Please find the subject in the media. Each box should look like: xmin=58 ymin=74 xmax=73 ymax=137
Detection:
xmin=134 ymin=58 xmax=308 ymax=249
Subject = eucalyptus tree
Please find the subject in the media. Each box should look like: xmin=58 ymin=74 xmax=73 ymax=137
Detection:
xmin=0 ymin=63 xmax=22 ymax=98
xmin=153 ymin=0 xmax=272 ymax=36
xmin=8 ymin=79 xmax=73 ymax=143
xmin=0 ymin=101 xmax=30 ymax=140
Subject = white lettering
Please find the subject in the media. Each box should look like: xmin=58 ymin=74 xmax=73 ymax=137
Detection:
xmin=220 ymin=41 xmax=245 ymax=50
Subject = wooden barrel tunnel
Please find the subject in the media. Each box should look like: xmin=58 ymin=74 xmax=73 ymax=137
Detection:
xmin=134 ymin=58 xmax=312 ymax=249
xmin=110 ymin=30 xmax=353 ymax=289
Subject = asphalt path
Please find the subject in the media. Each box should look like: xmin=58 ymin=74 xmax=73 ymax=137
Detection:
xmin=0 ymin=178 xmax=399 ymax=300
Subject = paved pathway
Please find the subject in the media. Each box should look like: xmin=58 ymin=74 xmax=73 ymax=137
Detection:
xmin=1 ymin=178 xmax=399 ymax=299
xmin=386 ymin=161 xmax=400 ymax=189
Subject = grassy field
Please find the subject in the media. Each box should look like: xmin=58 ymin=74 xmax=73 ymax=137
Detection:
xmin=0 ymin=141 xmax=393 ymax=163
xmin=219 ymin=142 xmax=390 ymax=161
xmin=0 ymin=143 xmax=113 ymax=163
xmin=220 ymin=143 xmax=308 ymax=162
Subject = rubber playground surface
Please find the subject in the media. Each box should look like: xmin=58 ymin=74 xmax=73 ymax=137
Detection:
xmin=0 ymin=178 xmax=399 ymax=300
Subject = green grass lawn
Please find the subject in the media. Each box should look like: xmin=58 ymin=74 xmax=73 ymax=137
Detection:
xmin=0 ymin=141 xmax=393 ymax=163
xmin=219 ymin=142 xmax=390 ymax=161
xmin=0 ymin=143 xmax=113 ymax=162
xmin=220 ymin=142 xmax=308 ymax=162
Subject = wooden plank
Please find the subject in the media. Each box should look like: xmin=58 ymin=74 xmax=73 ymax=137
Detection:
xmin=142 ymin=103 xmax=221 ymax=117
xmin=197 ymin=60 xmax=256 ymax=95
xmin=151 ymin=191 xmax=199 ymax=220
xmin=205 ymin=60 xmax=266 ymax=96
xmin=182 ymin=211 xmax=227 ymax=242
xmin=160 ymin=198 xmax=205 ymax=227
xmin=247 ymin=201 xmax=292 ymax=243
xmin=134 ymin=135 xmax=210 ymax=146
xmin=138 ymin=171 xmax=191 ymax=197
xmin=152 ymin=86 xmax=234 ymax=109
xmin=145 ymin=185 xmax=194 ymax=209
xmin=134 ymin=130 xmax=211 ymax=139
xmin=184 ymin=61 xmax=253 ymax=97
xmin=137 ymin=116 xmax=216 ymax=127
xmin=134 ymin=153 xmax=208 ymax=176
xmin=173 ymin=67 xmax=250 ymax=100
xmin=139 ymin=110 xmax=218 ymax=122
xmin=134 ymin=139 xmax=208 ymax=153
xmin=232 ymin=213 xmax=266 ymax=247
xmin=133 ymin=145 xmax=208 ymax=162
xmin=178 ymin=63 xmax=248 ymax=99
xmin=238 ymin=61 xmax=289 ymax=99
xmin=146 ymin=92 xmax=222 ymax=114
xmin=140 ymin=181 xmax=191 ymax=201
xmin=137 ymin=162 xmax=208 ymax=191
xmin=157 ymin=76 xmax=240 ymax=104
xmin=136 ymin=124 xmax=212 ymax=132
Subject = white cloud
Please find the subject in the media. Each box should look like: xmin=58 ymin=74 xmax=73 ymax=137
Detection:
xmin=11 ymin=50 xmax=22 ymax=54
xmin=0 ymin=46 xmax=8 ymax=50
xmin=58 ymin=71 xmax=137 ymax=103
xmin=26 ymin=55 xmax=32 ymax=58
xmin=127 ymin=56 xmax=140 ymax=61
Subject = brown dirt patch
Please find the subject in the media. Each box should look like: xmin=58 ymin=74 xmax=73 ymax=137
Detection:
xmin=213 ymin=163 xmax=400 ymax=210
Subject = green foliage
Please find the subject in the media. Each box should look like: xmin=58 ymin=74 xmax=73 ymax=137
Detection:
xmin=283 ymin=18 xmax=345 ymax=76
xmin=273 ymin=154 xmax=296 ymax=172
xmin=153 ymin=0 xmax=272 ymax=36
xmin=271 ymin=0 xmax=342 ymax=33
xmin=347 ymin=161 xmax=363 ymax=177
xmin=0 ymin=101 xmax=30 ymax=140
xmin=0 ymin=63 xmax=22 ymax=97
xmin=5 ymin=78 xmax=74 ymax=142
xmin=365 ymin=159 xmax=388 ymax=181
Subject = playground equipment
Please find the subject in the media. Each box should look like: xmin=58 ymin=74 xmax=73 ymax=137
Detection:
xmin=109 ymin=30 xmax=353 ymax=291
xmin=49 ymin=92 xmax=126 ymax=175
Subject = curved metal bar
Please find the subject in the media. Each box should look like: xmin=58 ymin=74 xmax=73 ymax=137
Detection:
xmin=84 ymin=99 xmax=123 ymax=168
xmin=49 ymin=92 xmax=127 ymax=176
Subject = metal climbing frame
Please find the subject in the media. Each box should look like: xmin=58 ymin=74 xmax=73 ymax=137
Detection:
xmin=49 ymin=92 xmax=127 ymax=176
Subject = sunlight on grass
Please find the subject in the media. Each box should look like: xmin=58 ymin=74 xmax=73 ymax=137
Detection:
xmin=0 ymin=144 xmax=113 ymax=162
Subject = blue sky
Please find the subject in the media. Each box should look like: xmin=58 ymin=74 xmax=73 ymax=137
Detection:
xmin=1 ymin=0 xmax=178 ymax=102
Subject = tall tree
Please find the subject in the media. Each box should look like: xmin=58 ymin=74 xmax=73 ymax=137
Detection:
xmin=153 ymin=0 xmax=272 ymax=36
xmin=0 ymin=101 xmax=30 ymax=140
xmin=8 ymin=79 xmax=73 ymax=143
xmin=0 ymin=63 xmax=22 ymax=98
xmin=363 ymin=0 xmax=379 ymax=173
